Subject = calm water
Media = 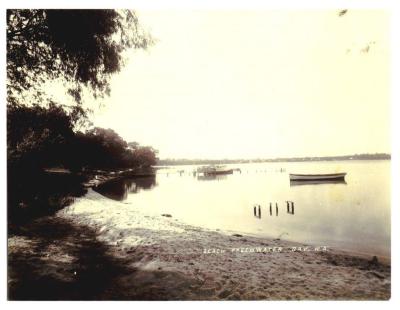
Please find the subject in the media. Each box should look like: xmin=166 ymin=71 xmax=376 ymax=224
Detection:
xmin=94 ymin=160 xmax=391 ymax=258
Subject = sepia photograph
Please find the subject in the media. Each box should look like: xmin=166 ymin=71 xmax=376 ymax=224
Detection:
xmin=4 ymin=1 xmax=395 ymax=302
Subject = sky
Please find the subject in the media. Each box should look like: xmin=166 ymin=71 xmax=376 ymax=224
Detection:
xmin=90 ymin=9 xmax=390 ymax=159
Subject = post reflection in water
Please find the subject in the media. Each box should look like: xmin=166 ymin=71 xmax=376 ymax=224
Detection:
xmin=253 ymin=204 xmax=262 ymax=219
xmin=286 ymin=201 xmax=295 ymax=215
xmin=254 ymin=202 xmax=295 ymax=218
xmin=94 ymin=176 xmax=157 ymax=201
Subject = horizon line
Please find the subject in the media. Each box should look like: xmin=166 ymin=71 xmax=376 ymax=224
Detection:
xmin=157 ymin=152 xmax=391 ymax=162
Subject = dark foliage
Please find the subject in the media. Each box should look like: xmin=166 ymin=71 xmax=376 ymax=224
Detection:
xmin=69 ymin=127 xmax=158 ymax=170
xmin=7 ymin=9 xmax=157 ymax=221
xmin=7 ymin=105 xmax=158 ymax=222
xmin=7 ymin=9 xmax=152 ymax=105
xmin=8 ymin=172 xmax=87 ymax=225
xmin=7 ymin=103 xmax=78 ymax=172
xmin=7 ymin=104 xmax=158 ymax=172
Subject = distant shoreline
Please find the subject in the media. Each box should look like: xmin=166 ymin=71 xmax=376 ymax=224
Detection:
xmin=157 ymin=153 xmax=391 ymax=166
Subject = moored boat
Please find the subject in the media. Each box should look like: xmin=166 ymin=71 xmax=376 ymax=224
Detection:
xmin=289 ymin=172 xmax=346 ymax=181
xmin=197 ymin=165 xmax=233 ymax=175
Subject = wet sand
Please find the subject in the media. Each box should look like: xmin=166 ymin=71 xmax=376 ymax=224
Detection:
xmin=8 ymin=189 xmax=390 ymax=300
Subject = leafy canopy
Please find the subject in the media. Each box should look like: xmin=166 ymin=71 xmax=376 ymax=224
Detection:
xmin=7 ymin=9 xmax=152 ymax=105
xmin=8 ymin=103 xmax=158 ymax=172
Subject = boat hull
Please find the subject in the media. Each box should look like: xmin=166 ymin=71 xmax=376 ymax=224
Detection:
xmin=205 ymin=169 xmax=233 ymax=175
xmin=290 ymin=179 xmax=347 ymax=186
xmin=289 ymin=173 xmax=346 ymax=181
xmin=197 ymin=165 xmax=234 ymax=176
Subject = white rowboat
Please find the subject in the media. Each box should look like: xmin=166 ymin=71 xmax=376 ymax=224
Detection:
xmin=289 ymin=173 xmax=346 ymax=181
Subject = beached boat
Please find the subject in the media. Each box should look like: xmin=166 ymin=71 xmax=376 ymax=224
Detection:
xmin=197 ymin=165 xmax=233 ymax=175
xmin=289 ymin=172 xmax=346 ymax=181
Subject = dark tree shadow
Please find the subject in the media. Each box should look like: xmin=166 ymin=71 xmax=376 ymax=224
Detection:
xmin=8 ymin=216 xmax=203 ymax=300
xmin=8 ymin=171 xmax=88 ymax=226
xmin=9 ymin=217 xmax=125 ymax=300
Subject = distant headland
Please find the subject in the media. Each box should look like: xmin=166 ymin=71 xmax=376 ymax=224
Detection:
xmin=157 ymin=153 xmax=391 ymax=166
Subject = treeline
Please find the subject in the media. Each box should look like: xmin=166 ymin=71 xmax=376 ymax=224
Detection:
xmin=8 ymin=103 xmax=158 ymax=173
xmin=157 ymin=153 xmax=391 ymax=166
xmin=257 ymin=153 xmax=391 ymax=162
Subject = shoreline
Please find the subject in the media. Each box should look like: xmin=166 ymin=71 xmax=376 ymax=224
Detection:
xmin=8 ymin=189 xmax=391 ymax=300
xmin=81 ymin=169 xmax=156 ymax=188
xmin=87 ymin=173 xmax=390 ymax=264
xmin=219 ymin=229 xmax=391 ymax=265
xmin=156 ymin=157 xmax=391 ymax=167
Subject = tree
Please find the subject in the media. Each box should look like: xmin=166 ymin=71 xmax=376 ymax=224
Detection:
xmin=7 ymin=103 xmax=80 ymax=171
xmin=67 ymin=130 xmax=158 ymax=170
xmin=7 ymin=9 xmax=152 ymax=106
xmin=131 ymin=146 xmax=159 ymax=168
xmin=7 ymin=10 xmax=158 ymax=221
xmin=69 ymin=127 xmax=127 ymax=170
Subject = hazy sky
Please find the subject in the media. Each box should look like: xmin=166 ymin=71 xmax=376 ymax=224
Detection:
xmin=91 ymin=9 xmax=389 ymax=159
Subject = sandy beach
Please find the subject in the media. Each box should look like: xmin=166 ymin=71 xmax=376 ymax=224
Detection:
xmin=8 ymin=189 xmax=391 ymax=300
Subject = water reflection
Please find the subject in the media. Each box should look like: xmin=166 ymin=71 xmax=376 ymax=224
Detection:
xmin=290 ymin=179 xmax=347 ymax=187
xmin=253 ymin=205 xmax=262 ymax=218
xmin=197 ymin=174 xmax=228 ymax=181
xmin=94 ymin=176 xmax=156 ymax=201
xmin=286 ymin=201 xmax=295 ymax=215
xmin=267 ymin=203 xmax=280 ymax=216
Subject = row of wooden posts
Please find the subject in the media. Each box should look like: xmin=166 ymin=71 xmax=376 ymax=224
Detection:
xmin=253 ymin=201 xmax=295 ymax=218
